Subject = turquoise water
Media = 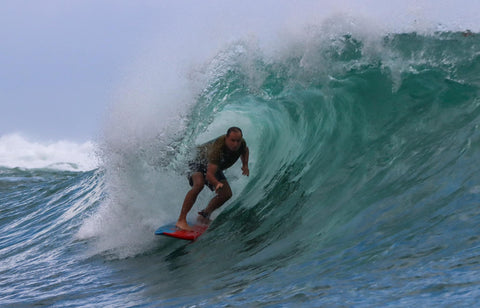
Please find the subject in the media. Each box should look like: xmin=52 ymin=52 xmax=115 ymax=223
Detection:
xmin=1 ymin=31 xmax=480 ymax=306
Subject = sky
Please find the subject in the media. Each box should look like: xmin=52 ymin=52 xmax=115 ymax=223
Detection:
xmin=1 ymin=0 xmax=478 ymax=143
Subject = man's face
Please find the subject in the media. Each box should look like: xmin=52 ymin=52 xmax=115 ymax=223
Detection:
xmin=225 ymin=131 xmax=242 ymax=152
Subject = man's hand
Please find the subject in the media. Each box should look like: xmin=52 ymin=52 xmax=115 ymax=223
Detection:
xmin=215 ymin=182 xmax=224 ymax=193
xmin=241 ymin=165 xmax=249 ymax=176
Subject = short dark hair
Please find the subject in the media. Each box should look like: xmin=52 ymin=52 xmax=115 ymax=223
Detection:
xmin=227 ymin=127 xmax=242 ymax=137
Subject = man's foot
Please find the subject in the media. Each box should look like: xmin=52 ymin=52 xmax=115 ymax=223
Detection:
xmin=175 ymin=220 xmax=194 ymax=231
xmin=197 ymin=210 xmax=212 ymax=225
xmin=196 ymin=215 xmax=211 ymax=225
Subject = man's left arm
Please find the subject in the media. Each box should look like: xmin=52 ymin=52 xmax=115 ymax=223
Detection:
xmin=241 ymin=146 xmax=249 ymax=176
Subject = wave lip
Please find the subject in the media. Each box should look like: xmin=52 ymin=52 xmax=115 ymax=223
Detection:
xmin=0 ymin=133 xmax=99 ymax=172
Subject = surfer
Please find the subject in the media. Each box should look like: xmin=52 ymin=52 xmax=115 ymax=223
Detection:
xmin=176 ymin=127 xmax=250 ymax=231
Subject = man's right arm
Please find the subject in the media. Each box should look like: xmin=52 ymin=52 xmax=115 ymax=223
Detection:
xmin=206 ymin=163 xmax=223 ymax=192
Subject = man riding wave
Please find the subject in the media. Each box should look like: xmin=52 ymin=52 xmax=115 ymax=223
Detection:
xmin=176 ymin=127 xmax=250 ymax=231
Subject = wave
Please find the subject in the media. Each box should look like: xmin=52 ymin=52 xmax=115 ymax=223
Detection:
xmin=183 ymin=30 xmax=480 ymax=259
xmin=0 ymin=133 xmax=99 ymax=172
xmin=76 ymin=28 xmax=480 ymax=265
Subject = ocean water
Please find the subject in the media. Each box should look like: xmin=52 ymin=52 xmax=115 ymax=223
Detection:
xmin=2 ymin=29 xmax=480 ymax=307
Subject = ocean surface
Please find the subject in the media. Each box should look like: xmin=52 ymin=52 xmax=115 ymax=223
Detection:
xmin=2 ymin=30 xmax=480 ymax=307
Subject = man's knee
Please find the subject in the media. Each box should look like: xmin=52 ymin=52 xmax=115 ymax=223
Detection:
xmin=220 ymin=186 xmax=232 ymax=201
xmin=192 ymin=182 xmax=204 ymax=193
xmin=190 ymin=173 xmax=205 ymax=193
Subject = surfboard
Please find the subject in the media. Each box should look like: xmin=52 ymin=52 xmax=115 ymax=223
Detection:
xmin=155 ymin=223 xmax=209 ymax=241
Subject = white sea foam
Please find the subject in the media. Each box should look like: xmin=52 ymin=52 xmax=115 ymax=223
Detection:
xmin=0 ymin=133 xmax=99 ymax=171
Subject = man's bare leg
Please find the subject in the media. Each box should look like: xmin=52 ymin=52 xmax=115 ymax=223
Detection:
xmin=176 ymin=172 xmax=204 ymax=231
xmin=202 ymin=180 xmax=232 ymax=217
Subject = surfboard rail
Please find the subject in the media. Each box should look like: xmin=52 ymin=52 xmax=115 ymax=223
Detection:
xmin=155 ymin=223 xmax=209 ymax=241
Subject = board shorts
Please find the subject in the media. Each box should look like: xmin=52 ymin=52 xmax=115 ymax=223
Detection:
xmin=187 ymin=161 xmax=226 ymax=191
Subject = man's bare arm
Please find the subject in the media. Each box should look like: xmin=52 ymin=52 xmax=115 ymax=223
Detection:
xmin=206 ymin=163 xmax=223 ymax=192
xmin=241 ymin=146 xmax=249 ymax=176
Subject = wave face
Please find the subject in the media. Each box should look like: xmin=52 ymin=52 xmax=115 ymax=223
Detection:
xmin=2 ymin=31 xmax=480 ymax=306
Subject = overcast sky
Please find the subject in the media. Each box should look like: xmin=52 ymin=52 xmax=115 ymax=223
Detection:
xmin=1 ymin=1 xmax=478 ymax=142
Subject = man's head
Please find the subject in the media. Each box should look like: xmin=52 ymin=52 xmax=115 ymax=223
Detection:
xmin=225 ymin=127 xmax=243 ymax=151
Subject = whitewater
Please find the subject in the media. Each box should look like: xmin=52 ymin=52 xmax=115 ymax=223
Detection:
xmin=2 ymin=17 xmax=480 ymax=308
